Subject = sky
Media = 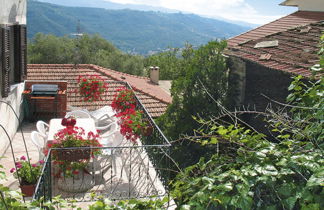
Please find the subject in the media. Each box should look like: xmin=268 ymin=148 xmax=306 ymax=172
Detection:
xmin=106 ymin=0 xmax=297 ymax=25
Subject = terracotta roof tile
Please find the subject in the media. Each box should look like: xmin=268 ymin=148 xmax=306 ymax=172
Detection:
xmin=226 ymin=20 xmax=324 ymax=78
xmin=228 ymin=11 xmax=324 ymax=47
xmin=27 ymin=64 xmax=170 ymax=117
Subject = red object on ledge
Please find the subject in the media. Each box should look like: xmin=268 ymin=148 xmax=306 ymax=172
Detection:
xmin=20 ymin=184 xmax=36 ymax=197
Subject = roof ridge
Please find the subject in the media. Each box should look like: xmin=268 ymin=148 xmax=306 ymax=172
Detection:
xmin=228 ymin=11 xmax=324 ymax=47
xmin=226 ymin=19 xmax=323 ymax=78
xmin=89 ymin=64 xmax=149 ymax=80
xmin=228 ymin=11 xmax=301 ymax=45
xmin=229 ymin=20 xmax=324 ymax=50
xmin=88 ymin=64 xmax=172 ymax=104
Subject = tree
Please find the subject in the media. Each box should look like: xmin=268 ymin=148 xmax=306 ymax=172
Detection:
xmin=28 ymin=33 xmax=74 ymax=64
xmin=157 ymin=40 xmax=228 ymax=168
xmin=28 ymin=33 xmax=145 ymax=76
xmin=170 ymin=36 xmax=324 ymax=209
xmin=144 ymin=47 xmax=182 ymax=80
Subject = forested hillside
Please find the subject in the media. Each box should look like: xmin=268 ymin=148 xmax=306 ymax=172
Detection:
xmin=28 ymin=34 xmax=145 ymax=76
xmin=28 ymin=0 xmax=250 ymax=54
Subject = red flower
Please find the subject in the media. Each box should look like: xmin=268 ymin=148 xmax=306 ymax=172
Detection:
xmin=111 ymin=87 xmax=136 ymax=113
xmin=61 ymin=118 xmax=67 ymax=126
xmin=72 ymin=170 xmax=79 ymax=175
xmin=77 ymin=75 xmax=108 ymax=102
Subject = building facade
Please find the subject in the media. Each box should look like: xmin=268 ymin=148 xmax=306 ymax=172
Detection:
xmin=0 ymin=0 xmax=27 ymax=156
xmin=226 ymin=0 xmax=324 ymax=138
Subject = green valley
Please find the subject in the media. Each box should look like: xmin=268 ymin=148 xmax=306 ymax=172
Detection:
xmin=28 ymin=0 xmax=250 ymax=54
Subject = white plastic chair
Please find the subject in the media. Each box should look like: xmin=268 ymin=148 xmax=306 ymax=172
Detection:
xmin=89 ymin=106 xmax=116 ymax=127
xmin=93 ymin=122 xmax=124 ymax=175
xmin=96 ymin=121 xmax=119 ymax=133
xmin=36 ymin=120 xmax=49 ymax=138
xmin=65 ymin=110 xmax=91 ymax=118
xmin=97 ymin=131 xmax=124 ymax=174
xmin=31 ymin=131 xmax=46 ymax=160
xmin=67 ymin=106 xmax=116 ymax=127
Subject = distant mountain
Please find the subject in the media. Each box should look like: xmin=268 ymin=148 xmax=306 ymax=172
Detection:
xmin=28 ymin=1 xmax=251 ymax=54
xmin=37 ymin=0 xmax=179 ymax=13
xmin=38 ymin=0 xmax=259 ymax=28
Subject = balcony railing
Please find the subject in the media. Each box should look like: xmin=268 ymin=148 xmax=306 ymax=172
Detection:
xmin=33 ymin=81 xmax=171 ymax=203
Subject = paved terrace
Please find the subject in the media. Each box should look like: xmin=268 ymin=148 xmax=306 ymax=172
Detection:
xmin=0 ymin=121 xmax=169 ymax=203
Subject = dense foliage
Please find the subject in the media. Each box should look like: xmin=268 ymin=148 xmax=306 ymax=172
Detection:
xmin=156 ymin=40 xmax=229 ymax=168
xmin=159 ymin=41 xmax=228 ymax=137
xmin=170 ymin=38 xmax=324 ymax=209
xmin=28 ymin=0 xmax=249 ymax=54
xmin=28 ymin=33 xmax=145 ymax=76
xmin=144 ymin=47 xmax=183 ymax=80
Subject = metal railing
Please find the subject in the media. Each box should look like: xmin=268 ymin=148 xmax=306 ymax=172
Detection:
xmin=33 ymin=81 xmax=171 ymax=203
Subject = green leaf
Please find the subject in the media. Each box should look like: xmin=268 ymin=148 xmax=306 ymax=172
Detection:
xmin=210 ymin=137 xmax=218 ymax=144
xmin=278 ymin=183 xmax=294 ymax=197
xmin=283 ymin=196 xmax=297 ymax=210
xmin=217 ymin=126 xmax=227 ymax=135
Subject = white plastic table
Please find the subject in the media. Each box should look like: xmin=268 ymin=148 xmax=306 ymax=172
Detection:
xmin=47 ymin=118 xmax=97 ymax=141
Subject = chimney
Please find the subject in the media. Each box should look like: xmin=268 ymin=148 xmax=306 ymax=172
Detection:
xmin=149 ymin=66 xmax=159 ymax=85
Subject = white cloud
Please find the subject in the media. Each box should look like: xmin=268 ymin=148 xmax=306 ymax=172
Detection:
xmin=106 ymin=0 xmax=283 ymax=24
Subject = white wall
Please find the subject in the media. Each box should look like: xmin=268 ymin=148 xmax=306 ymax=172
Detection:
xmin=0 ymin=0 xmax=26 ymax=24
xmin=281 ymin=0 xmax=324 ymax=12
xmin=0 ymin=83 xmax=24 ymax=157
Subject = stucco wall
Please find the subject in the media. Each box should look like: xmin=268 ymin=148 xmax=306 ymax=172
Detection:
xmin=0 ymin=82 xmax=24 ymax=157
xmin=0 ymin=0 xmax=26 ymax=24
xmin=281 ymin=0 xmax=324 ymax=12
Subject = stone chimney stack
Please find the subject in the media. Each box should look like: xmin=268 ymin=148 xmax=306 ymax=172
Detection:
xmin=149 ymin=66 xmax=159 ymax=85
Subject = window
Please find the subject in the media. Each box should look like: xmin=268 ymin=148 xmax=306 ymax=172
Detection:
xmin=0 ymin=24 xmax=26 ymax=97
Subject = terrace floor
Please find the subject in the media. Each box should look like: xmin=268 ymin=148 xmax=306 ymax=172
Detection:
xmin=0 ymin=121 xmax=168 ymax=203
xmin=0 ymin=122 xmax=37 ymax=191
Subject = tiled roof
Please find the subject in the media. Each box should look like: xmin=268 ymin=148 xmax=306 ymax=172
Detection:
xmin=226 ymin=21 xmax=324 ymax=78
xmin=228 ymin=11 xmax=324 ymax=47
xmin=27 ymin=64 xmax=171 ymax=117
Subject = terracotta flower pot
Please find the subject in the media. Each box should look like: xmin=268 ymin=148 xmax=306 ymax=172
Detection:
xmin=55 ymin=148 xmax=91 ymax=162
xmin=141 ymin=125 xmax=153 ymax=136
xmin=20 ymin=184 xmax=36 ymax=197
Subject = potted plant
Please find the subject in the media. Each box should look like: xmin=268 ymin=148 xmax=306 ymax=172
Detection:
xmin=78 ymin=74 xmax=108 ymax=102
xmin=10 ymin=156 xmax=44 ymax=197
xmin=45 ymin=118 xmax=102 ymax=192
xmin=111 ymin=87 xmax=137 ymax=113
xmin=116 ymin=108 xmax=153 ymax=142
xmin=47 ymin=118 xmax=102 ymax=162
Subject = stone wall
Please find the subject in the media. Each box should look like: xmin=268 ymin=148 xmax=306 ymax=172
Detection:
xmin=243 ymin=61 xmax=293 ymax=112
xmin=242 ymin=60 xmax=293 ymax=138
xmin=228 ymin=57 xmax=294 ymax=139
xmin=227 ymin=56 xmax=246 ymax=108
